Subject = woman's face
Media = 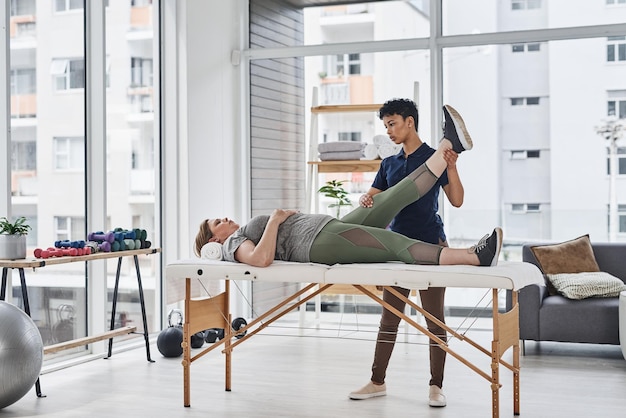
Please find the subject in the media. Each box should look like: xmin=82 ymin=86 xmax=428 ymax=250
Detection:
xmin=207 ymin=218 xmax=239 ymax=243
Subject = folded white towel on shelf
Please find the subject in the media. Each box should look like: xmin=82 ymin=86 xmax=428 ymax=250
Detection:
xmin=318 ymin=141 xmax=364 ymax=154
xmin=318 ymin=151 xmax=363 ymax=161
xmin=201 ymin=242 xmax=223 ymax=260
xmin=377 ymin=143 xmax=402 ymax=159
xmin=362 ymin=143 xmax=379 ymax=160
xmin=372 ymin=135 xmax=391 ymax=147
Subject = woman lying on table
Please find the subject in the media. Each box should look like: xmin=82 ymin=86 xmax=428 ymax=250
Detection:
xmin=194 ymin=124 xmax=501 ymax=269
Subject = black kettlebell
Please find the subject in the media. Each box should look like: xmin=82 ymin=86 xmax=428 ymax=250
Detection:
xmin=156 ymin=309 xmax=184 ymax=358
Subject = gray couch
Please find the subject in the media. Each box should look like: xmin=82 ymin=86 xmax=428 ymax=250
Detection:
xmin=506 ymin=243 xmax=625 ymax=347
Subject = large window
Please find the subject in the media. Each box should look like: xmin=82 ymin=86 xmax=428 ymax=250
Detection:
xmin=9 ymin=0 xmax=88 ymax=352
xmin=106 ymin=0 xmax=158 ymax=338
xmin=5 ymin=0 xmax=160 ymax=361
xmin=296 ymin=2 xmax=626 ymax=312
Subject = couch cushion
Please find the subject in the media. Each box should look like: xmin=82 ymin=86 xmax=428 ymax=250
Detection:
xmin=540 ymin=295 xmax=620 ymax=344
xmin=546 ymin=272 xmax=626 ymax=300
xmin=530 ymin=235 xmax=600 ymax=275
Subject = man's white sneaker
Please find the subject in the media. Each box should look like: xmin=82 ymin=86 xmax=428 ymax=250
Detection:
xmin=348 ymin=381 xmax=387 ymax=400
xmin=429 ymin=385 xmax=447 ymax=407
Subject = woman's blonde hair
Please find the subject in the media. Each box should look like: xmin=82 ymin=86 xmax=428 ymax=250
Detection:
xmin=194 ymin=219 xmax=213 ymax=257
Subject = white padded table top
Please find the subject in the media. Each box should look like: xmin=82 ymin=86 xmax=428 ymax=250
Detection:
xmin=165 ymin=259 xmax=543 ymax=303
xmin=324 ymin=261 xmax=543 ymax=290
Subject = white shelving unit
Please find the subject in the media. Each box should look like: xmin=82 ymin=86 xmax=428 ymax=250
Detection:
xmin=306 ymin=87 xmax=383 ymax=213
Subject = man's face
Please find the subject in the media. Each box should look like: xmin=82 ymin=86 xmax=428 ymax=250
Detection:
xmin=382 ymin=114 xmax=413 ymax=144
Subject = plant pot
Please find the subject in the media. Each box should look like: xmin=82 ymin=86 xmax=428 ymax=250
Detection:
xmin=0 ymin=234 xmax=27 ymax=260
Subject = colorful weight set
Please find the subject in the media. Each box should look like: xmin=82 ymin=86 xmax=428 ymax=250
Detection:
xmin=34 ymin=240 xmax=92 ymax=259
xmin=86 ymin=228 xmax=152 ymax=253
xmin=34 ymin=229 xmax=152 ymax=258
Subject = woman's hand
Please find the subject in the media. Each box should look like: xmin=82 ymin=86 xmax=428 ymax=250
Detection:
xmin=269 ymin=209 xmax=298 ymax=224
xmin=235 ymin=209 xmax=298 ymax=267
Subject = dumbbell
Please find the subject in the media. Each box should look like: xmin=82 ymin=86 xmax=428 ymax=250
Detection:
xmin=134 ymin=228 xmax=147 ymax=241
xmin=55 ymin=240 xmax=86 ymax=249
xmin=34 ymin=247 xmax=77 ymax=258
xmin=88 ymin=231 xmax=115 ymax=243
xmin=231 ymin=317 xmax=248 ymax=339
xmin=204 ymin=328 xmax=225 ymax=343
xmin=86 ymin=241 xmax=111 ymax=253
xmin=109 ymin=238 xmax=127 ymax=251
xmin=113 ymin=229 xmax=136 ymax=241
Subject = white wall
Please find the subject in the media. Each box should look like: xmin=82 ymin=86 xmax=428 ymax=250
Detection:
xmin=165 ymin=0 xmax=246 ymax=263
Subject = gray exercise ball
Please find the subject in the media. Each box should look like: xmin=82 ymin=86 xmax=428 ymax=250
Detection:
xmin=0 ymin=301 xmax=44 ymax=409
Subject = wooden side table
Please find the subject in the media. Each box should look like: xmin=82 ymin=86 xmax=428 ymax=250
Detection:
xmin=0 ymin=247 xmax=160 ymax=397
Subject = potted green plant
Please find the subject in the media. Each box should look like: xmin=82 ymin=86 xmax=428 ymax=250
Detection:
xmin=0 ymin=216 xmax=31 ymax=260
xmin=318 ymin=180 xmax=352 ymax=218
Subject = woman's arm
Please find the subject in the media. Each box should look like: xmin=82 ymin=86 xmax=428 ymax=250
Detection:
xmin=234 ymin=209 xmax=298 ymax=267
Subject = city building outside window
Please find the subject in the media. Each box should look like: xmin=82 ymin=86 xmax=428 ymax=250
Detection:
xmin=334 ymin=53 xmax=361 ymax=76
xmin=54 ymin=0 xmax=83 ymax=13
xmin=10 ymin=0 xmax=35 ymax=16
xmin=606 ymin=147 xmax=626 ymax=175
xmin=607 ymin=36 xmax=626 ymax=62
xmin=53 ymin=137 xmax=84 ymax=171
xmin=512 ymin=203 xmax=541 ymax=213
xmin=54 ymin=216 xmax=84 ymax=241
xmin=131 ymin=57 xmax=153 ymax=87
xmin=338 ymin=132 xmax=362 ymax=142
xmin=510 ymin=150 xmax=541 ymax=159
xmin=11 ymin=141 xmax=36 ymax=171
xmin=10 ymin=68 xmax=36 ymax=94
xmin=607 ymin=92 xmax=626 ymax=118
xmin=619 ymin=204 xmax=626 ymax=232
xmin=511 ymin=97 xmax=540 ymax=106
xmin=512 ymin=43 xmax=541 ymax=52
xmin=51 ymin=58 xmax=85 ymax=90
xmin=512 ymin=0 xmax=542 ymax=10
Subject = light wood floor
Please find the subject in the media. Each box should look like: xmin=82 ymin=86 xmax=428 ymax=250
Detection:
xmin=4 ymin=313 xmax=626 ymax=418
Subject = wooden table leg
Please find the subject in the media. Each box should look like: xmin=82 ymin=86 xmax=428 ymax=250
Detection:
xmin=491 ymin=289 xmax=500 ymax=418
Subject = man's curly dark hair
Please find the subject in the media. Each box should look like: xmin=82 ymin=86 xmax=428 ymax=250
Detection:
xmin=378 ymin=98 xmax=419 ymax=132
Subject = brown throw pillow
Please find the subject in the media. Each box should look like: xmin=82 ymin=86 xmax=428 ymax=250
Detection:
xmin=530 ymin=234 xmax=600 ymax=275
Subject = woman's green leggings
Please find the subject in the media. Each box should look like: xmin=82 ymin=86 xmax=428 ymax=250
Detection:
xmin=309 ymin=164 xmax=443 ymax=265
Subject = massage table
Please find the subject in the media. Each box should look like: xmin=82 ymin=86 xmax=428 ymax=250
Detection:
xmin=165 ymin=259 xmax=543 ymax=418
